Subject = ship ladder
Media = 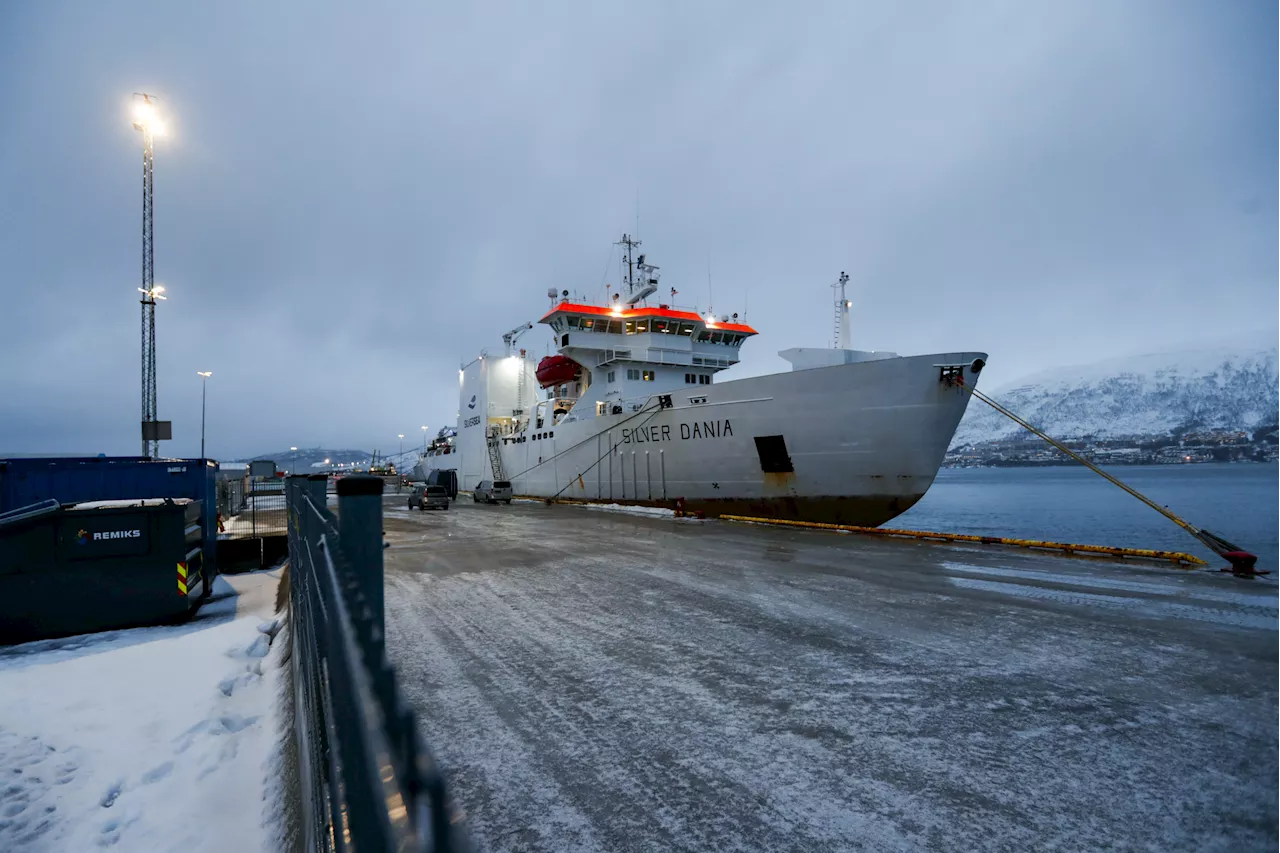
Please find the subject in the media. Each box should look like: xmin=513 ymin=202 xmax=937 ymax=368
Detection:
xmin=950 ymin=372 xmax=1264 ymax=577
xmin=486 ymin=427 xmax=506 ymax=481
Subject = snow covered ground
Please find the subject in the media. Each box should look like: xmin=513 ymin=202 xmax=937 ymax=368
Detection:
xmin=0 ymin=571 xmax=286 ymax=853
xmin=382 ymin=498 xmax=1277 ymax=852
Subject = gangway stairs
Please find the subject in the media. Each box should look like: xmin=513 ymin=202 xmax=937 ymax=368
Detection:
xmin=486 ymin=427 xmax=506 ymax=481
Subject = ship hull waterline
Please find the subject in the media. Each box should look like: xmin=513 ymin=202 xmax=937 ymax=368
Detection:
xmin=434 ymin=351 xmax=987 ymax=528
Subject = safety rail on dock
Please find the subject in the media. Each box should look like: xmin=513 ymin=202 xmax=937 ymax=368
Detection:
xmin=287 ymin=474 xmax=468 ymax=852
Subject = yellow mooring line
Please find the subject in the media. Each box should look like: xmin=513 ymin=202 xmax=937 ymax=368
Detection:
xmin=718 ymin=515 xmax=1208 ymax=567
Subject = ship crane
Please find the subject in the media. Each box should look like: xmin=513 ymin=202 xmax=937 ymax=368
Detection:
xmin=503 ymin=322 xmax=534 ymax=355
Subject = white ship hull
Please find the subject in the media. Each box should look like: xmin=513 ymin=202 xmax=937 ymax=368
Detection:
xmin=429 ymin=351 xmax=985 ymax=526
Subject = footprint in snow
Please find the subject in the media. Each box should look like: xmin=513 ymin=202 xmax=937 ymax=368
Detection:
xmin=99 ymin=780 xmax=122 ymax=808
xmin=140 ymin=762 xmax=173 ymax=785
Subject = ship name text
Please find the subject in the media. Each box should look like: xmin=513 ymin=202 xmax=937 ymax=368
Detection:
xmin=622 ymin=419 xmax=733 ymax=445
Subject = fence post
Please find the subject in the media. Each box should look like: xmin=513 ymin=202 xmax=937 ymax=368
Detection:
xmin=305 ymin=473 xmax=328 ymax=508
xmin=336 ymin=474 xmax=385 ymax=630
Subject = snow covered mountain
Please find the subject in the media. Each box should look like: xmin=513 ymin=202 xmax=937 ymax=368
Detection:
xmin=953 ymin=338 xmax=1279 ymax=447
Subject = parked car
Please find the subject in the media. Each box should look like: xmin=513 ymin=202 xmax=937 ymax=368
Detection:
xmin=409 ymin=484 xmax=450 ymax=511
xmin=473 ymin=480 xmax=513 ymax=504
xmin=425 ymin=468 xmax=459 ymax=500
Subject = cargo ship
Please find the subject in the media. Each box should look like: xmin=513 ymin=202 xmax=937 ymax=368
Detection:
xmin=418 ymin=236 xmax=987 ymax=525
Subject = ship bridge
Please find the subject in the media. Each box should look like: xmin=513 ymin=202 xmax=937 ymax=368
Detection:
xmin=540 ymin=301 xmax=756 ymax=374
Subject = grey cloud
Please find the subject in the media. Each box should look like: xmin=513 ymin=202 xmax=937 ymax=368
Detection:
xmin=0 ymin=0 xmax=1274 ymax=458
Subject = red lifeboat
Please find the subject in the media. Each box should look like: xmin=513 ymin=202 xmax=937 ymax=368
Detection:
xmin=536 ymin=354 xmax=581 ymax=388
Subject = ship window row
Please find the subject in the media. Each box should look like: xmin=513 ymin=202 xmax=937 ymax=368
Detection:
xmin=503 ymin=430 xmax=554 ymax=445
xmin=625 ymin=369 xmax=655 ymax=381
xmin=550 ymin=315 xmax=746 ymax=345
xmin=684 ymin=373 xmax=711 ymax=385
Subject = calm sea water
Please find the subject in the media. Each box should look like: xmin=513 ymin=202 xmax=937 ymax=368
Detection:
xmin=897 ymin=463 xmax=1279 ymax=571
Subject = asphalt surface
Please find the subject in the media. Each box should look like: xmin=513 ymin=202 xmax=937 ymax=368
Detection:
xmin=381 ymin=496 xmax=1278 ymax=853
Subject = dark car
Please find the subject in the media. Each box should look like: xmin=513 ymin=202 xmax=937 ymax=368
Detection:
xmin=409 ymin=484 xmax=450 ymax=511
xmin=425 ymin=469 xmax=459 ymax=500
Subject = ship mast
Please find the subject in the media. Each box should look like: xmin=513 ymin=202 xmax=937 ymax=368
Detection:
xmin=616 ymin=233 xmax=641 ymax=291
xmin=832 ymin=271 xmax=851 ymax=349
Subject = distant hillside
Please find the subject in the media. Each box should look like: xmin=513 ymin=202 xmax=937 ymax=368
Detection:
xmin=953 ymin=338 xmax=1279 ymax=447
xmin=231 ymin=448 xmax=373 ymax=470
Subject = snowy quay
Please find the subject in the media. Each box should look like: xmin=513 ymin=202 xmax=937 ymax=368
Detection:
xmin=382 ymin=496 xmax=1278 ymax=853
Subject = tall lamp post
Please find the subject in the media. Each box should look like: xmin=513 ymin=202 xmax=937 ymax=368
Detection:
xmin=398 ymin=434 xmax=405 ymax=462
xmin=132 ymin=94 xmax=166 ymax=458
xmin=422 ymin=425 xmax=429 ymax=453
xmin=197 ymin=371 xmax=212 ymax=457
xmin=290 ymin=446 xmax=299 ymax=475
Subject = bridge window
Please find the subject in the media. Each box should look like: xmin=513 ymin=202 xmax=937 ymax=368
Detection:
xmin=635 ymin=319 xmax=649 ymax=333
xmin=606 ymin=319 xmax=623 ymax=334
xmin=624 ymin=321 xmax=635 ymax=334
xmin=697 ymin=330 xmax=712 ymax=342
xmin=699 ymin=375 xmax=711 ymax=385
xmin=627 ymin=368 xmax=640 ymax=380
xmin=607 ymin=370 xmax=615 ymax=383
xmin=678 ymin=323 xmax=695 ymax=336
xmin=642 ymin=370 xmax=655 ymax=381
xmin=582 ymin=318 xmax=596 ymax=331
xmin=685 ymin=373 xmax=696 ymax=384
xmin=567 ymin=317 xmax=580 ymax=329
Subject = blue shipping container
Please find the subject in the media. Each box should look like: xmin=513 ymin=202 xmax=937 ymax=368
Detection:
xmin=0 ymin=456 xmax=219 ymax=570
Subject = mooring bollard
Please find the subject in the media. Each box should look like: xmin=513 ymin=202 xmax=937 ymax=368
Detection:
xmin=336 ymin=474 xmax=386 ymax=630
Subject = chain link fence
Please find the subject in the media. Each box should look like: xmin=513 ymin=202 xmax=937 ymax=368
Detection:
xmin=218 ymin=472 xmax=288 ymax=538
xmin=287 ymin=474 xmax=467 ymax=852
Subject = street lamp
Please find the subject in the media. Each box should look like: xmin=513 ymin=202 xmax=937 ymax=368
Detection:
xmin=197 ymin=372 xmax=212 ymax=458
xmin=398 ymin=434 xmax=405 ymax=460
xmin=133 ymin=92 xmax=165 ymax=458
xmin=290 ymin=446 xmax=298 ymax=475
xmin=421 ymin=425 xmax=429 ymax=453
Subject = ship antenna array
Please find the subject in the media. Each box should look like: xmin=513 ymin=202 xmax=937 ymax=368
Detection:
xmin=616 ymin=233 xmax=641 ymax=292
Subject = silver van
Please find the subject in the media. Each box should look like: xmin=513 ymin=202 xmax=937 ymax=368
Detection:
xmin=409 ymin=483 xmax=450 ymax=511
xmin=473 ymin=480 xmax=513 ymax=504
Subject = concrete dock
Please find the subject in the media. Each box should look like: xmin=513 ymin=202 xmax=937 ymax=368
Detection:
xmin=381 ymin=497 xmax=1278 ymax=853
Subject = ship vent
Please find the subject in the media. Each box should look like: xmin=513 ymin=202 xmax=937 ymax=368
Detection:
xmin=753 ymin=435 xmax=794 ymax=474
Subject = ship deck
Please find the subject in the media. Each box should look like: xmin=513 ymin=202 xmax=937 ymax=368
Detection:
xmin=380 ymin=494 xmax=1277 ymax=852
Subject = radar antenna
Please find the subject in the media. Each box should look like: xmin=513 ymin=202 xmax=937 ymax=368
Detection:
xmin=615 ymin=233 xmax=659 ymax=304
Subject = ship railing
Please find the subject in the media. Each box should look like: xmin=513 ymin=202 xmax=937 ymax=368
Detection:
xmin=596 ymin=347 xmax=701 ymax=368
xmin=692 ymin=354 xmax=736 ymax=368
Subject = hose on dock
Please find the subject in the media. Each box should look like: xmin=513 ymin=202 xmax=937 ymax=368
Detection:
xmin=959 ymin=380 xmax=1264 ymax=577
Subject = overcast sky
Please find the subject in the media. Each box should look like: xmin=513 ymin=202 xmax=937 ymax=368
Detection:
xmin=0 ymin=0 xmax=1274 ymax=459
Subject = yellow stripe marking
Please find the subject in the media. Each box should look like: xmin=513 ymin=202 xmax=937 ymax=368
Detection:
xmin=718 ymin=516 xmax=1207 ymax=567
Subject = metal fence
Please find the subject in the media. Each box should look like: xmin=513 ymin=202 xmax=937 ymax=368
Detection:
xmin=286 ymin=474 xmax=466 ymax=853
xmin=218 ymin=473 xmax=288 ymax=538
